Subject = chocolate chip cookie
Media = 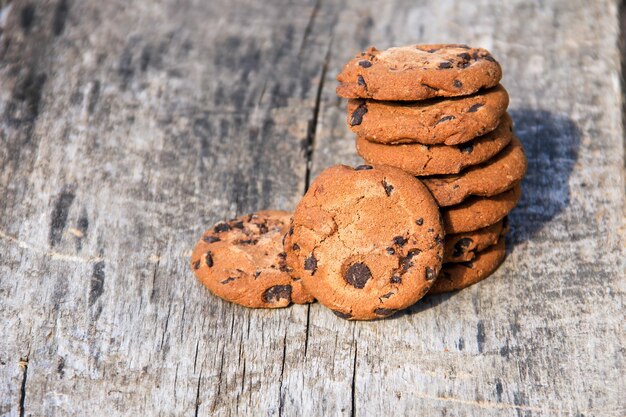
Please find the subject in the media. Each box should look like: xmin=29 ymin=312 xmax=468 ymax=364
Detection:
xmin=190 ymin=211 xmax=314 ymax=308
xmin=287 ymin=164 xmax=444 ymax=320
xmin=347 ymin=85 xmax=508 ymax=145
xmin=442 ymin=183 xmax=521 ymax=234
xmin=337 ymin=44 xmax=502 ymax=101
xmin=430 ymin=238 xmax=506 ymax=294
xmin=355 ymin=113 xmax=513 ymax=176
xmin=443 ymin=218 xmax=508 ymax=262
xmin=422 ymin=136 xmax=527 ymax=206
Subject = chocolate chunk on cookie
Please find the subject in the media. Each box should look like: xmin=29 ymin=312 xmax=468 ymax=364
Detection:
xmin=337 ymin=44 xmax=502 ymax=101
xmin=190 ymin=211 xmax=314 ymax=308
xmin=442 ymin=184 xmax=521 ymax=234
xmin=287 ymin=165 xmax=443 ymax=320
xmin=430 ymin=238 xmax=506 ymax=294
xmin=356 ymin=113 xmax=513 ymax=176
xmin=422 ymin=136 xmax=527 ymax=206
xmin=347 ymin=85 xmax=508 ymax=145
xmin=443 ymin=218 xmax=507 ymax=262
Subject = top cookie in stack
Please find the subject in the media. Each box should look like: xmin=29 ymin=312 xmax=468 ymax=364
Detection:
xmin=337 ymin=44 xmax=526 ymax=293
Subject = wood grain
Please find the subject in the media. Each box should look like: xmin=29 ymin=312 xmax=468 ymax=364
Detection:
xmin=0 ymin=0 xmax=624 ymax=415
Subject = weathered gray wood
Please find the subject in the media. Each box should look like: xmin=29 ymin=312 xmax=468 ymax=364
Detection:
xmin=0 ymin=0 xmax=624 ymax=416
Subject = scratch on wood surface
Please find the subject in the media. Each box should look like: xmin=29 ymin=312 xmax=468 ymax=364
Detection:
xmin=0 ymin=229 xmax=103 ymax=263
xmin=409 ymin=389 xmax=624 ymax=415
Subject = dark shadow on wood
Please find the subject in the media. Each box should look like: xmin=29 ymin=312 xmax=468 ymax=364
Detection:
xmin=507 ymin=109 xmax=581 ymax=246
xmin=388 ymin=290 xmax=460 ymax=319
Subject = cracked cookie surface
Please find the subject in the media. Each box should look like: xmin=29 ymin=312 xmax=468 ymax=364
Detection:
xmin=337 ymin=44 xmax=502 ymax=101
xmin=286 ymin=165 xmax=443 ymax=320
xmin=356 ymin=113 xmax=513 ymax=176
xmin=191 ymin=210 xmax=313 ymax=308
xmin=422 ymin=135 xmax=527 ymax=206
xmin=348 ymin=85 xmax=508 ymax=145
xmin=430 ymin=238 xmax=506 ymax=294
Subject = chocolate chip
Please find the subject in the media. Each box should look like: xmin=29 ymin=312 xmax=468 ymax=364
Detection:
xmin=205 ymin=251 xmax=214 ymax=267
xmin=355 ymin=164 xmax=373 ymax=170
xmin=452 ymin=237 xmax=474 ymax=257
xmin=262 ymin=285 xmax=292 ymax=304
xmin=382 ymin=179 xmax=394 ymax=196
xmin=393 ymin=236 xmax=408 ymax=246
xmin=400 ymin=249 xmax=421 ymax=271
xmin=358 ymin=60 xmax=372 ymax=68
xmin=467 ymin=103 xmax=484 ymax=113
xmin=435 ymin=115 xmax=455 ymax=125
xmin=257 ymin=222 xmax=269 ymax=234
xmin=386 ymin=247 xmax=395 ymax=255
xmin=203 ymin=235 xmax=221 ymax=243
xmin=484 ymin=55 xmax=496 ymax=62
xmin=357 ymin=75 xmax=366 ymax=86
xmin=457 ymin=61 xmax=470 ymax=69
xmin=459 ymin=261 xmax=474 ymax=268
xmin=221 ymin=277 xmax=236 ymax=284
xmin=459 ymin=143 xmax=474 ymax=154
xmin=254 ymin=270 xmax=261 ymax=278
xmin=416 ymin=218 xmax=424 ymax=226
xmin=457 ymin=52 xmax=471 ymax=60
xmin=231 ymin=220 xmax=244 ymax=229
xmin=289 ymin=226 xmax=294 ymax=235
xmin=390 ymin=275 xmax=402 ymax=284
xmin=435 ymin=235 xmax=444 ymax=245
xmin=292 ymin=243 xmax=300 ymax=251
xmin=425 ymin=267 xmax=437 ymax=281
xmin=213 ymin=223 xmax=230 ymax=233
xmin=438 ymin=61 xmax=453 ymax=69
xmin=350 ymin=103 xmax=368 ymax=126
xmin=453 ymin=79 xmax=463 ymax=88
xmin=427 ymin=48 xmax=440 ymax=53
xmin=427 ymin=228 xmax=434 ymax=233
xmin=373 ymin=308 xmax=396 ymax=316
xmin=380 ymin=292 xmax=394 ymax=299
xmin=471 ymin=51 xmax=480 ymax=59
xmin=193 ymin=260 xmax=201 ymax=270
xmin=344 ymin=262 xmax=372 ymax=289
xmin=237 ymin=239 xmax=258 ymax=245
xmin=332 ymin=310 xmax=352 ymax=319
xmin=304 ymin=255 xmax=317 ymax=274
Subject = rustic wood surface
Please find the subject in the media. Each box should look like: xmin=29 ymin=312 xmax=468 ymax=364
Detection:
xmin=0 ymin=0 xmax=624 ymax=415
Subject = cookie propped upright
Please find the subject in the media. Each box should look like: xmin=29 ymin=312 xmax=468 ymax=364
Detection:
xmin=286 ymin=164 xmax=444 ymax=320
xmin=337 ymin=44 xmax=502 ymax=101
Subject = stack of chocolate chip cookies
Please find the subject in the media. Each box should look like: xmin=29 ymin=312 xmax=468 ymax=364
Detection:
xmin=189 ymin=44 xmax=527 ymax=321
xmin=337 ymin=44 xmax=527 ymax=293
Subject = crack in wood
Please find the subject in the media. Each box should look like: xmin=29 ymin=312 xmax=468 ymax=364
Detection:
xmin=299 ymin=0 xmax=322 ymax=55
xmin=18 ymin=356 xmax=29 ymax=417
xmin=194 ymin=369 xmax=202 ymax=417
xmin=303 ymin=304 xmax=311 ymax=356
xmin=278 ymin=331 xmax=288 ymax=417
xmin=350 ymin=341 xmax=357 ymax=417
xmin=304 ymin=37 xmax=333 ymax=192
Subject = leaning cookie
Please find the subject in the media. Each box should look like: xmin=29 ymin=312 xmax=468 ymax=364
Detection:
xmin=443 ymin=218 xmax=507 ymax=262
xmin=356 ymin=113 xmax=513 ymax=176
xmin=442 ymin=184 xmax=521 ymax=234
xmin=347 ymin=85 xmax=508 ymax=145
xmin=190 ymin=211 xmax=314 ymax=308
xmin=429 ymin=238 xmax=506 ymax=294
xmin=287 ymin=164 xmax=444 ymax=321
xmin=422 ymin=136 xmax=527 ymax=206
xmin=337 ymin=44 xmax=502 ymax=101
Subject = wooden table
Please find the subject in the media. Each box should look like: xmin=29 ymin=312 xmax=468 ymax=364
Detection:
xmin=1 ymin=0 xmax=624 ymax=415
